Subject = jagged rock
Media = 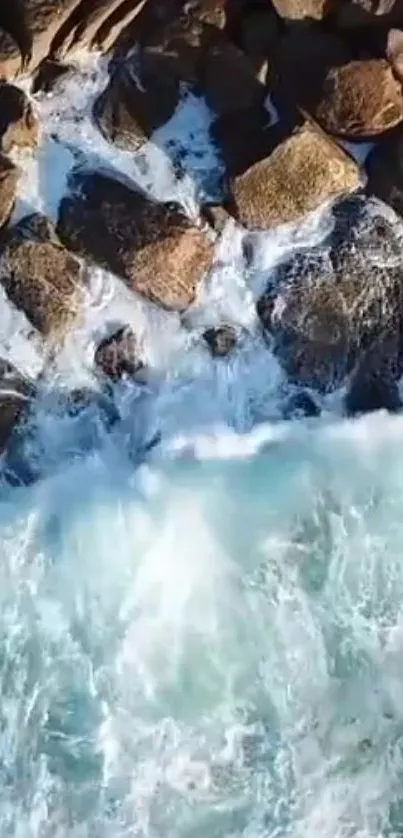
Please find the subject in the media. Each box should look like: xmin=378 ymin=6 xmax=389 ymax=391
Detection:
xmin=94 ymin=325 xmax=146 ymax=381
xmin=53 ymin=0 xmax=147 ymax=56
xmin=271 ymin=0 xmax=335 ymax=21
xmin=0 ymin=153 xmax=19 ymax=229
xmin=32 ymin=58 xmax=71 ymax=93
xmin=203 ymin=324 xmax=237 ymax=356
xmin=313 ymin=59 xmax=403 ymax=138
xmin=229 ymin=121 xmax=362 ymax=230
xmin=0 ymin=0 xmax=84 ymax=74
xmin=387 ymin=28 xmax=403 ymax=82
xmin=0 ymin=84 xmax=38 ymax=153
xmin=0 ymin=357 xmax=35 ymax=453
xmin=256 ymin=195 xmax=403 ymax=393
xmin=93 ymin=51 xmax=179 ymax=152
xmin=57 ymin=171 xmax=213 ymax=311
xmin=367 ymin=129 xmax=403 ymax=217
xmin=336 ymin=0 xmax=403 ymax=27
xmin=0 ymin=213 xmax=84 ymax=337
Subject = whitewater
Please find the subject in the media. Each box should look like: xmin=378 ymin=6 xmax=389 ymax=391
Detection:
xmin=0 ymin=52 xmax=401 ymax=837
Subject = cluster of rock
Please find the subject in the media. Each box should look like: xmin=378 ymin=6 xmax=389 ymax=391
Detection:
xmin=1 ymin=0 xmax=403 ymax=451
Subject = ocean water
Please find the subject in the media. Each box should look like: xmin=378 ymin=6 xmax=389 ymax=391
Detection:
xmin=0 ymin=52 xmax=399 ymax=837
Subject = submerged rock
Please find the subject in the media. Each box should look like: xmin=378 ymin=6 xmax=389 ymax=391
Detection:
xmin=0 ymin=213 xmax=84 ymax=338
xmin=95 ymin=325 xmax=146 ymax=382
xmin=203 ymin=324 xmax=237 ymax=356
xmin=57 ymin=170 xmax=213 ymax=311
xmin=0 ymin=84 xmax=38 ymax=152
xmin=257 ymin=195 xmax=403 ymax=393
xmin=229 ymin=121 xmax=362 ymax=230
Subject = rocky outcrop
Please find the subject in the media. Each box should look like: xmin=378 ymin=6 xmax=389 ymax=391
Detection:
xmin=94 ymin=325 xmax=146 ymax=381
xmin=313 ymin=59 xmax=403 ymax=138
xmin=203 ymin=325 xmax=237 ymax=356
xmin=271 ymin=0 xmax=335 ymax=21
xmin=0 ymin=214 xmax=84 ymax=337
xmin=0 ymin=84 xmax=38 ymax=152
xmin=57 ymin=171 xmax=213 ymax=311
xmin=0 ymin=154 xmax=19 ymax=230
xmin=256 ymin=196 xmax=403 ymax=399
xmin=229 ymin=121 xmax=362 ymax=230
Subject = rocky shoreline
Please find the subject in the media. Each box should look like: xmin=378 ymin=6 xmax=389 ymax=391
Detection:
xmin=0 ymin=0 xmax=402 ymax=465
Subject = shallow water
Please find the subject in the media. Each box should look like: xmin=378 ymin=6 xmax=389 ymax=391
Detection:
xmin=0 ymin=51 xmax=400 ymax=837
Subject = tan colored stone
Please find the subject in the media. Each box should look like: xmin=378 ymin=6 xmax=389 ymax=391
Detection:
xmin=230 ymin=121 xmax=362 ymax=230
xmin=6 ymin=0 xmax=84 ymax=73
xmin=271 ymin=0 xmax=335 ymax=21
xmin=0 ymin=85 xmax=38 ymax=153
xmin=0 ymin=153 xmax=19 ymax=230
xmin=0 ymin=29 xmax=22 ymax=79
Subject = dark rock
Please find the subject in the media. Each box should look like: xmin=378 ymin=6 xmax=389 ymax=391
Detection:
xmin=336 ymin=0 xmax=403 ymax=28
xmin=237 ymin=7 xmax=280 ymax=79
xmin=57 ymin=170 xmax=213 ymax=311
xmin=283 ymin=390 xmax=321 ymax=418
xmin=0 ymin=153 xmax=19 ymax=230
xmin=210 ymin=105 xmax=278 ymax=178
xmin=257 ymin=195 xmax=403 ymax=392
xmin=200 ymin=33 xmax=266 ymax=115
xmin=0 ymin=357 xmax=35 ymax=453
xmin=229 ymin=121 xmax=362 ymax=230
xmin=203 ymin=324 xmax=237 ymax=356
xmin=94 ymin=325 xmax=146 ymax=381
xmin=0 ymin=213 xmax=84 ymax=337
xmin=313 ymin=59 xmax=403 ymax=139
xmin=0 ymin=84 xmax=38 ymax=153
xmin=367 ymin=126 xmax=403 ymax=217
xmin=32 ymin=58 xmax=71 ymax=93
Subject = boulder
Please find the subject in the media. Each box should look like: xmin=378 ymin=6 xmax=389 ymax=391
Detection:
xmin=256 ymin=195 xmax=403 ymax=393
xmin=93 ymin=50 xmax=179 ymax=152
xmin=313 ymin=59 xmax=403 ymax=138
xmin=387 ymin=28 xmax=403 ymax=82
xmin=237 ymin=7 xmax=280 ymax=78
xmin=52 ymin=0 xmax=147 ymax=56
xmin=345 ymin=332 xmax=402 ymax=414
xmin=57 ymin=170 xmax=213 ymax=311
xmin=229 ymin=121 xmax=362 ymax=230
xmin=0 ymin=357 xmax=35 ymax=453
xmin=0 ymin=29 xmax=23 ymax=79
xmin=0 ymin=214 xmax=84 ymax=337
xmin=210 ymin=106 xmax=282 ymax=177
xmin=0 ymin=0 xmax=84 ymax=74
xmin=200 ymin=34 xmax=266 ymax=115
xmin=0 ymin=84 xmax=38 ymax=153
xmin=367 ymin=129 xmax=403 ymax=218
xmin=0 ymin=153 xmax=19 ymax=230
xmin=271 ymin=0 xmax=335 ymax=21
xmin=203 ymin=324 xmax=237 ymax=356
xmin=94 ymin=325 xmax=146 ymax=381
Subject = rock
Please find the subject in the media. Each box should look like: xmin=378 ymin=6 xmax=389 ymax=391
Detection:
xmin=53 ymin=0 xmax=147 ymax=56
xmin=91 ymin=0 xmax=151 ymax=53
xmin=0 ymin=357 xmax=35 ymax=453
xmin=0 ymin=29 xmax=23 ymax=79
xmin=184 ymin=0 xmax=229 ymax=29
xmin=32 ymin=57 xmax=71 ymax=93
xmin=256 ymin=195 xmax=403 ymax=392
xmin=0 ymin=153 xmax=19 ymax=230
xmin=210 ymin=105 xmax=278 ymax=178
xmin=313 ymin=59 xmax=403 ymax=139
xmin=336 ymin=0 xmax=403 ymax=27
xmin=229 ymin=121 xmax=362 ymax=230
xmin=387 ymin=27 xmax=403 ymax=82
xmin=0 ymin=213 xmax=84 ymax=337
xmin=366 ymin=129 xmax=403 ymax=218
xmin=94 ymin=325 xmax=146 ymax=381
xmin=200 ymin=34 xmax=266 ymax=115
xmin=237 ymin=8 xmax=280 ymax=78
xmin=203 ymin=324 xmax=237 ymax=356
xmin=0 ymin=84 xmax=38 ymax=153
xmin=271 ymin=0 xmax=335 ymax=21
xmin=345 ymin=333 xmax=402 ymax=414
xmin=282 ymin=390 xmax=321 ymax=418
xmin=57 ymin=170 xmax=213 ymax=311
xmin=93 ymin=51 xmax=179 ymax=152
xmin=0 ymin=0 xmax=84 ymax=74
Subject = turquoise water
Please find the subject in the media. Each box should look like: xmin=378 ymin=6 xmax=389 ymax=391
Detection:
xmin=2 ymin=414 xmax=403 ymax=837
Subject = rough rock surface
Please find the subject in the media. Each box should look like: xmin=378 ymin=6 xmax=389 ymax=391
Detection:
xmin=229 ymin=121 xmax=362 ymax=230
xmin=367 ymin=129 xmax=403 ymax=217
xmin=0 ymin=213 xmax=84 ymax=337
xmin=313 ymin=59 xmax=403 ymax=138
xmin=95 ymin=325 xmax=146 ymax=381
xmin=271 ymin=0 xmax=335 ymax=20
xmin=0 ymin=153 xmax=19 ymax=230
xmin=387 ymin=28 xmax=403 ymax=81
xmin=57 ymin=171 xmax=213 ymax=311
xmin=93 ymin=52 xmax=179 ymax=152
xmin=0 ymin=29 xmax=24 ymax=79
xmin=257 ymin=196 xmax=403 ymax=398
xmin=53 ymin=0 xmax=147 ymax=56
xmin=0 ymin=357 xmax=35 ymax=453
xmin=0 ymin=84 xmax=38 ymax=152
xmin=203 ymin=325 xmax=237 ymax=356
xmin=0 ymin=0 xmax=84 ymax=74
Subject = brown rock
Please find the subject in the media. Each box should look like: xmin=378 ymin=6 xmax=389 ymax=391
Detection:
xmin=0 ymin=29 xmax=23 ymax=79
xmin=93 ymin=51 xmax=179 ymax=152
xmin=95 ymin=325 xmax=146 ymax=381
xmin=0 ymin=153 xmax=19 ymax=230
xmin=57 ymin=171 xmax=213 ymax=311
xmin=200 ymin=34 xmax=265 ymax=115
xmin=1 ymin=0 xmax=84 ymax=74
xmin=203 ymin=324 xmax=237 ymax=356
xmin=230 ymin=121 xmax=362 ymax=230
xmin=271 ymin=0 xmax=335 ymax=21
xmin=386 ymin=27 xmax=403 ymax=82
xmin=0 ymin=84 xmax=38 ymax=153
xmin=0 ymin=213 xmax=84 ymax=337
xmin=313 ymin=59 xmax=403 ymax=139
xmin=53 ymin=0 xmax=147 ymax=56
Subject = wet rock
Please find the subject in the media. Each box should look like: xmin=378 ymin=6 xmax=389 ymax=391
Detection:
xmin=184 ymin=0 xmax=229 ymax=29
xmin=367 ymin=129 xmax=403 ymax=218
xmin=257 ymin=196 xmax=403 ymax=392
xmin=345 ymin=333 xmax=402 ymax=414
xmin=313 ymin=59 xmax=403 ymax=139
xmin=91 ymin=0 xmax=151 ymax=53
xmin=0 ymin=153 xmax=19 ymax=230
xmin=0 ymin=84 xmax=38 ymax=153
xmin=53 ymin=0 xmax=147 ymax=57
xmin=210 ymin=105 xmax=279 ymax=178
xmin=230 ymin=121 xmax=362 ymax=230
xmin=0 ymin=213 xmax=84 ymax=338
xmin=203 ymin=324 xmax=237 ymax=356
xmin=387 ymin=28 xmax=403 ymax=82
xmin=0 ymin=357 xmax=35 ymax=453
xmin=94 ymin=325 xmax=146 ymax=381
xmin=238 ymin=8 xmax=280 ymax=79
xmin=271 ymin=0 xmax=335 ymax=20
xmin=93 ymin=51 xmax=179 ymax=152
xmin=282 ymin=390 xmax=321 ymax=418
xmin=57 ymin=170 xmax=213 ymax=311
xmin=200 ymin=34 xmax=266 ymax=115
xmin=32 ymin=57 xmax=71 ymax=93
xmin=0 ymin=0 xmax=84 ymax=74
